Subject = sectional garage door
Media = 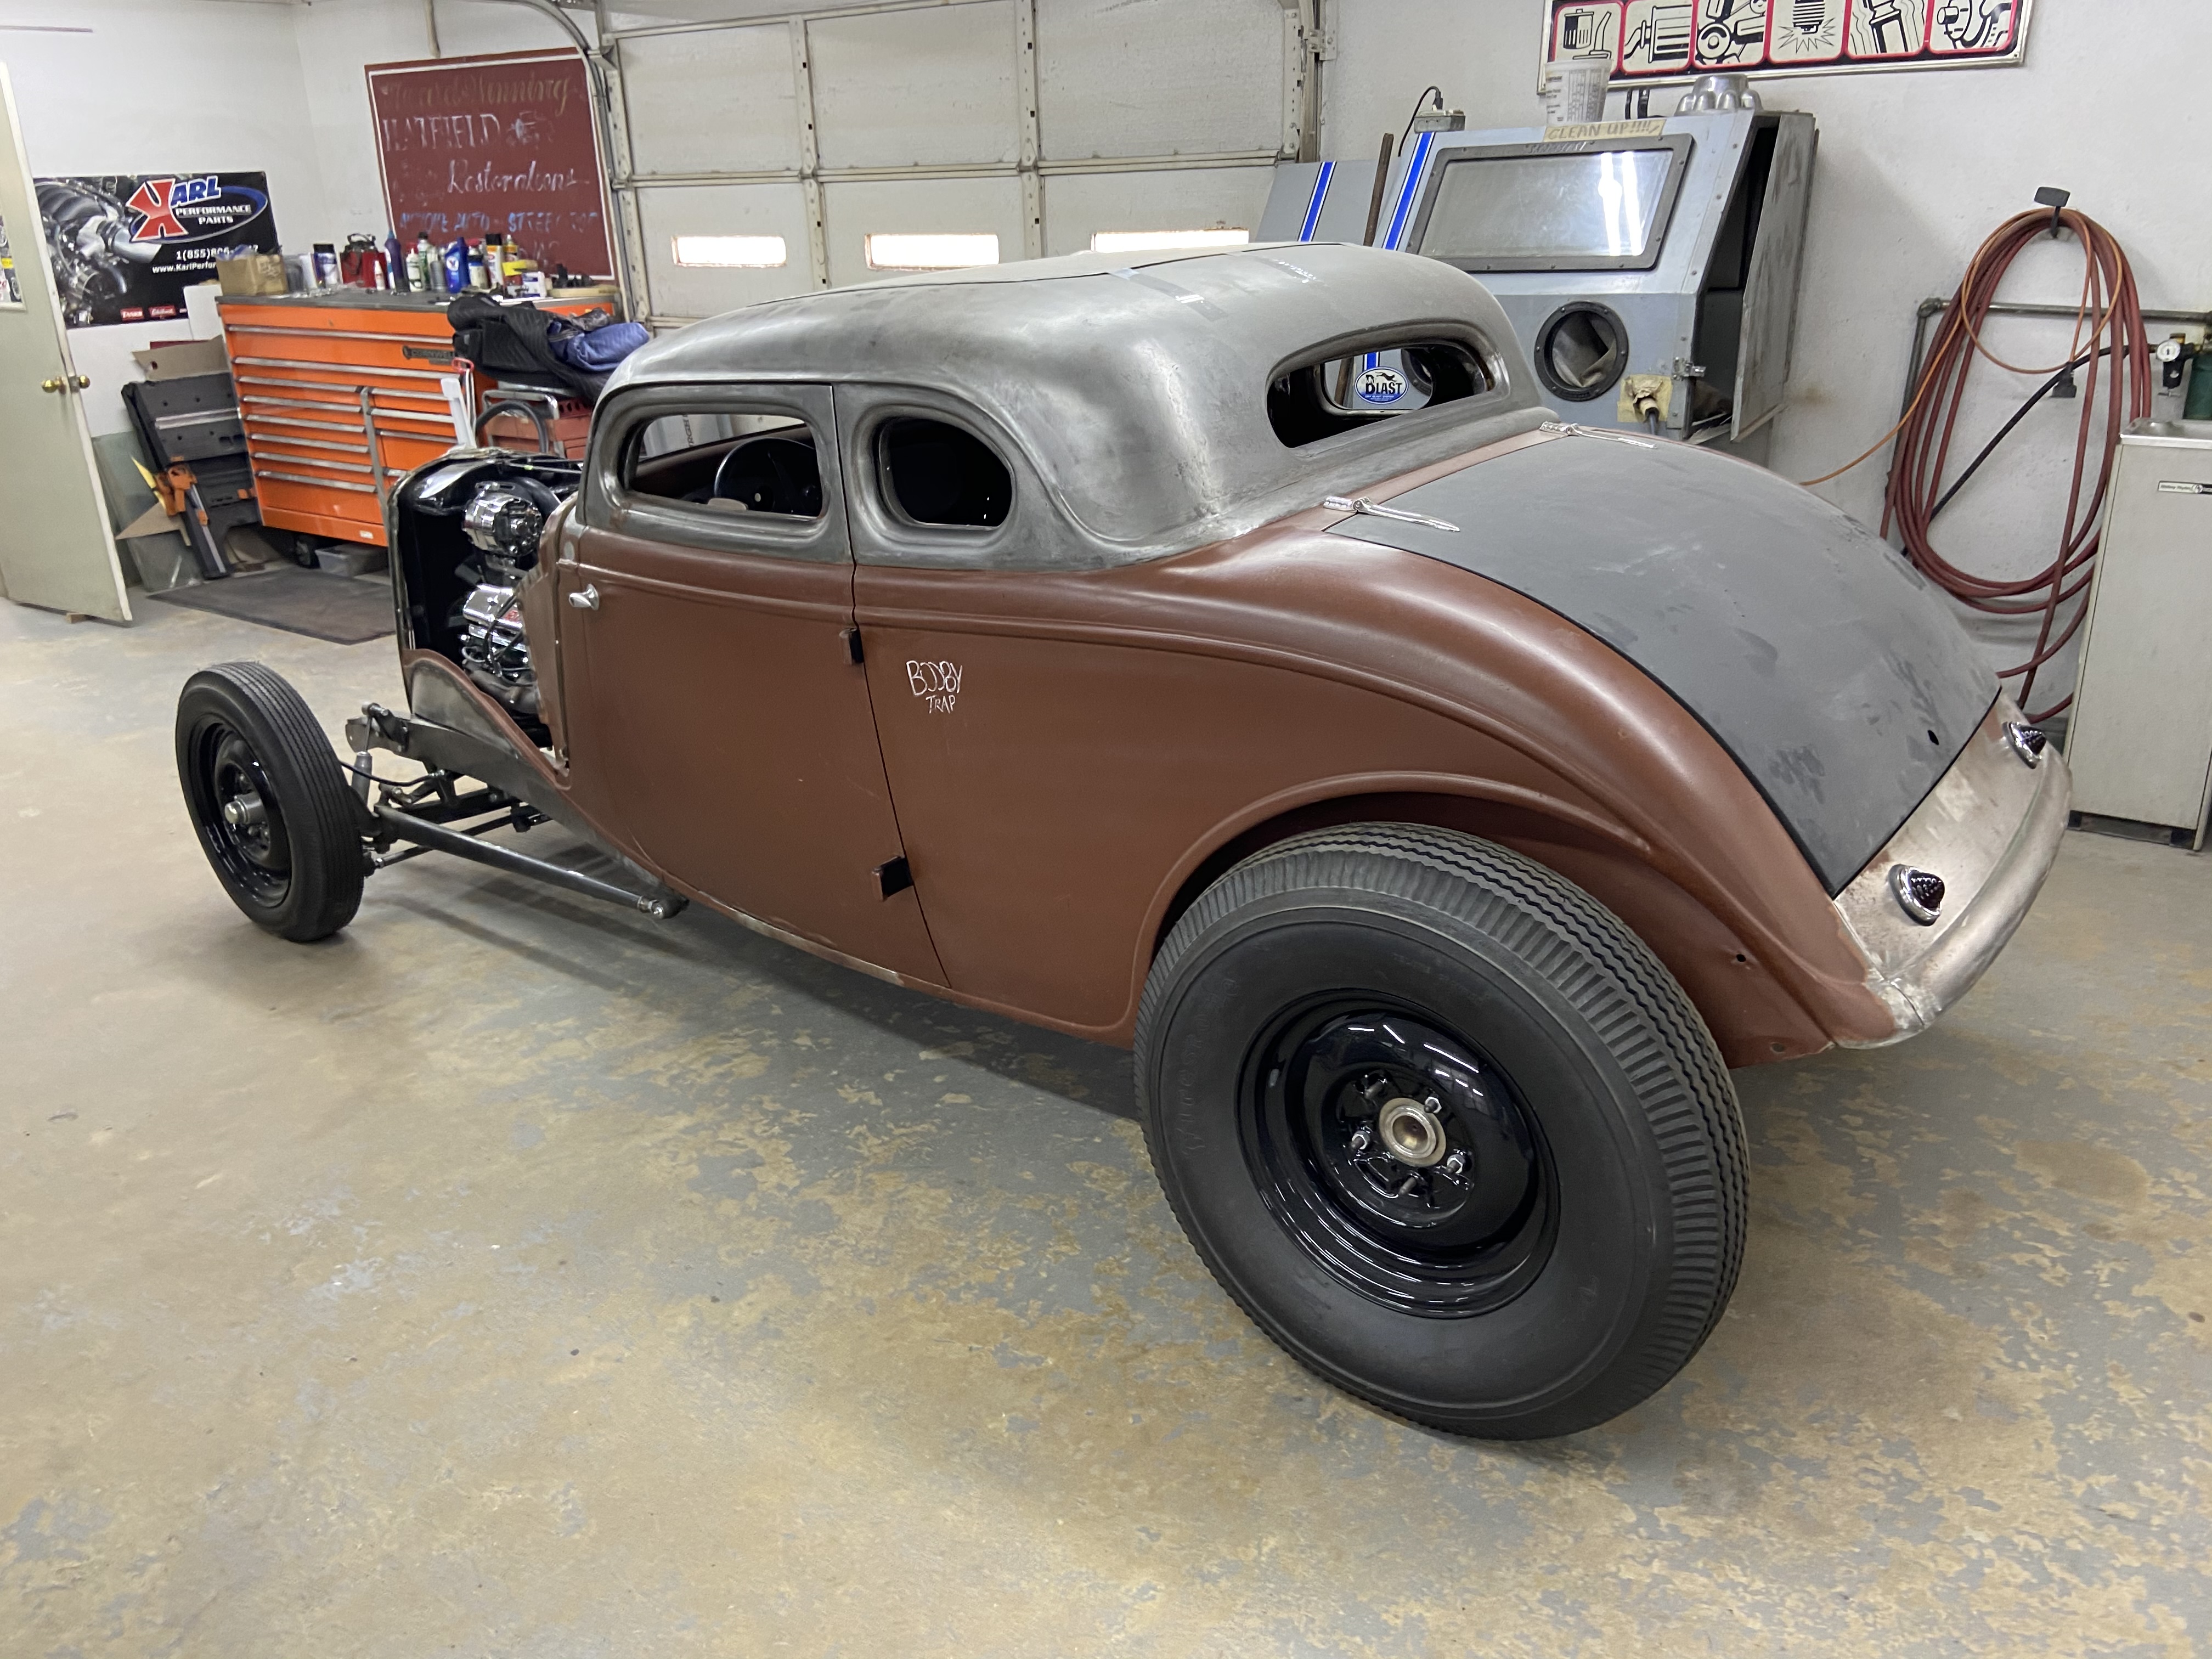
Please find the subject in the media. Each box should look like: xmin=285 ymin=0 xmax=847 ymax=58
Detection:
xmin=602 ymin=0 xmax=1311 ymax=324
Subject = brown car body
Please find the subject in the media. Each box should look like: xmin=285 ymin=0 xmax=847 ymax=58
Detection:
xmin=366 ymin=243 xmax=2063 ymax=1075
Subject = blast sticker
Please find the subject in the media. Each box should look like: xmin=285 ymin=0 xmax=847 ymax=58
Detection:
xmin=1357 ymin=366 xmax=1408 ymax=405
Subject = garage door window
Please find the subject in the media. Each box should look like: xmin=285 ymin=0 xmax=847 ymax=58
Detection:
xmin=865 ymin=233 xmax=1000 ymax=272
xmin=879 ymin=417 xmax=1011 ymax=528
xmin=672 ymin=235 xmax=788 ymax=268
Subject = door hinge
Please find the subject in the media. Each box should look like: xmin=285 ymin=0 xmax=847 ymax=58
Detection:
xmin=874 ymin=855 xmax=913 ymax=899
xmin=841 ymin=625 xmax=865 ymax=664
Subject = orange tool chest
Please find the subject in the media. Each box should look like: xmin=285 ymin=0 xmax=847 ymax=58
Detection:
xmin=217 ymin=291 xmax=607 ymax=548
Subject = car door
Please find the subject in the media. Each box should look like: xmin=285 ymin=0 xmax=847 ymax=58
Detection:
xmin=841 ymin=386 xmax=1285 ymax=1033
xmin=557 ymin=382 xmax=944 ymax=983
xmin=843 ymin=385 xmax=1530 ymax=1037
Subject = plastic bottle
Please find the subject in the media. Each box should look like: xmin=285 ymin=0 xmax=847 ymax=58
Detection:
xmin=444 ymin=236 xmax=469 ymax=294
xmin=466 ymin=240 xmax=489 ymax=291
xmin=312 ymin=242 xmax=340 ymax=289
xmin=385 ymin=234 xmax=408 ymax=292
xmin=414 ymin=234 xmax=442 ymax=294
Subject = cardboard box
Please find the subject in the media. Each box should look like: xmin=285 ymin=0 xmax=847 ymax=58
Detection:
xmin=215 ymin=254 xmax=286 ymax=296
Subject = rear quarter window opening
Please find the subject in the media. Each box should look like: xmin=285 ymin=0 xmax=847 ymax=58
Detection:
xmin=1267 ymin=338 xmax=1494 ymax=449
xmin=624 ymin=411 xmax=823 ymax=518
xmin=880 ymin=416 xmax=1012 ymax=529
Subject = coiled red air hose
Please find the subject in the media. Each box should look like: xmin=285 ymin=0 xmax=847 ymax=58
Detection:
xmin=1878 ymin=208 xmax=2151 ymax=721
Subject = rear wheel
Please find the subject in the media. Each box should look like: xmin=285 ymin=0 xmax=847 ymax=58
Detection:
xmin=176 ymin=662 xmax=364 ymax=941
xmin=1136 ymin=824 xmax=1746 ymax=1439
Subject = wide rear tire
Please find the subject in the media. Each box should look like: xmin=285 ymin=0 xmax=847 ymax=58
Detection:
xmin=176 ymin=662 xmax=365 ymax=942
xmin=1136 ymin=823 xmax=1746 ymax=1439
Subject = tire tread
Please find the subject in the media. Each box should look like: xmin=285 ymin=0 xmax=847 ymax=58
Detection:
xmin=177 ymin=662 xmax=364 ymax=941
xmin=1136 ymin=823 xmax=1746 ymax=1436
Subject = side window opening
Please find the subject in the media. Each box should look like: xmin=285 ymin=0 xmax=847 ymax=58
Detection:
xmin=625 ymin=411 xmax=823 ymax=518
xmin=1267 ymin=339 xmax=1493 ymax=449
xmin=881 ymin=416 xmax=1011 ymax=528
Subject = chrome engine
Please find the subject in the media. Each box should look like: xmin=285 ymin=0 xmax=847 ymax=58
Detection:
xmin=455 ymin=478 xmax=558 ymax=717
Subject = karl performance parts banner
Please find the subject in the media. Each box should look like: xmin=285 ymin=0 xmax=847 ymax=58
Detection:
xmin=35 ymin=172 xmax=279 ymax=329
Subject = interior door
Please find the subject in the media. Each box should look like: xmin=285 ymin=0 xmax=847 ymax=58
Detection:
xmin=0 ymin=63 xmax=129 ymax=622
xmin=560 ymin=383 xmax=944 ymax=984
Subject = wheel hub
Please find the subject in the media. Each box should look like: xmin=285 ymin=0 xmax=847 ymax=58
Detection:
xmin=1374 ymin=1094 xmax=1448 ymax=1166
xmin=1243 ymin=1001 xmax=1555 ymax=1316
xmin=188 ymin=720 xmax=292 ymax=906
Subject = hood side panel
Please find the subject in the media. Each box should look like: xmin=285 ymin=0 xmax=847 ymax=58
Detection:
xmin=1331 ymin=439 xmax=1996 ymax=892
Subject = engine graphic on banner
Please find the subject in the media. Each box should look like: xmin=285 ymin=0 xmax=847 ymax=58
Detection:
xmin=1543 ymin=0 xmax=2024 ymax=84
xmin=35 ymin=172 xmax=278 ymax=329
xmin=0 ymin=211 xmax=20 ymax=306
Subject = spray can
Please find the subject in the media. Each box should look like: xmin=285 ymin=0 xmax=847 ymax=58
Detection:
xmin=311 ymin=242 xmax=340 ymax=289
xmin=385 ymin=234 xmax=408 ymax=292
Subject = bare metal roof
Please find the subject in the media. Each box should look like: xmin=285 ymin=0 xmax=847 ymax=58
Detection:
xmin=608 ymin=243 xmax=1545 ymax=564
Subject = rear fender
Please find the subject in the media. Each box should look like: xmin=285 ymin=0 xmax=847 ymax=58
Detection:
xmin=1151 ymin=787 xmax=1833 ymax=1068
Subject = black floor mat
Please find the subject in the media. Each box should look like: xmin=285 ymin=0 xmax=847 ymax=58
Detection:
xmin=152 ymin=566 xmax=396 ymax=645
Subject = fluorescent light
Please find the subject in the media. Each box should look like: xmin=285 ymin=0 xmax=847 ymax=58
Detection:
xmin=1090 ymin=229 xmax=1251 ymax=254
xmin=866 ymin=233 xmax=1000 ymax=270
xmin=673 ymin=235 xmax=787 ymax=268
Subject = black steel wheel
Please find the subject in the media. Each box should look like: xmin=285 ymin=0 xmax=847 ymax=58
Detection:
xmin=176 ymin=662 xmax=365 ymax=941
xmin=1243 ymin=1000 xmax=1556 ymax=1317
xmin=1137 ymin=824 xmax=1746 ymax=1440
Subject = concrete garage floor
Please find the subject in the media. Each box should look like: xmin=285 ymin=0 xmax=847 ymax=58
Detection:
xmin=3 ymin=597 xmax=2207 ymax=1658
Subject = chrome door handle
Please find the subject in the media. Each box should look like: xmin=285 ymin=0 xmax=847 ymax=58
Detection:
xmin=567 ymin=584 xmax=599 ymax=611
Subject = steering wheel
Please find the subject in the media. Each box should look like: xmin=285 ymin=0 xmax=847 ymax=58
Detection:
xmin=711 ymin=437 xmax=822 ymax=517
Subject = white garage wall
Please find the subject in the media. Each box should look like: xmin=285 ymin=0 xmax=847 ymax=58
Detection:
xmin=0 ymin=0 xmax=589 ymax=437
xmin=1327 ymin=0 xmax=2212 ymax=695
xmin=0 ymin=0 xmax=333 ymax=435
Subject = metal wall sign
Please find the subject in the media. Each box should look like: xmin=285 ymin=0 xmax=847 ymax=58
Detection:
xmin=368 ymin=50 xmax=614 ymax=281
xmin=35 ymin=172 xmax=278 ymax=329
xmin=1541 ymin=0 xmax=2032 ymax=88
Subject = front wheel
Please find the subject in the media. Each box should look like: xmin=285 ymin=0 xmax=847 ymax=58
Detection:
xmin=176 ymin=662 xmax=365 ymax=941
xmin=1136 ymin=824 xmax=1746 ymax=1439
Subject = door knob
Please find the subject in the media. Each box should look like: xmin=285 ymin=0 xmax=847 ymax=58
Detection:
xmin=70 ymin=373 xmax=89 ymax=390
xmin=567 ymin=584 xmax=599 ymax=611
xmin=38 ymin=375 xmax=89 ymax=393
xmin=40 ymin=377 xmax=63 ymax=393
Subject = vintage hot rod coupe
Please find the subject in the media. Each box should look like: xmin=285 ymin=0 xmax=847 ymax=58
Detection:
xmin=176 ymin=244 xmax=2068 ymax=1437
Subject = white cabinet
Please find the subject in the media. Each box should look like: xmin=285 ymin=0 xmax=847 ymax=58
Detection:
xmin=2067 ymin=419 xmax=2212 ymax=846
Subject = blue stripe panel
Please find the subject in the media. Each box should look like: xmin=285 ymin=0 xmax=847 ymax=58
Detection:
xmin=1298 ymin=161 xmax=1334 ymax=242
xmin=1383 ymin=131 xmax=1434 ymax=251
